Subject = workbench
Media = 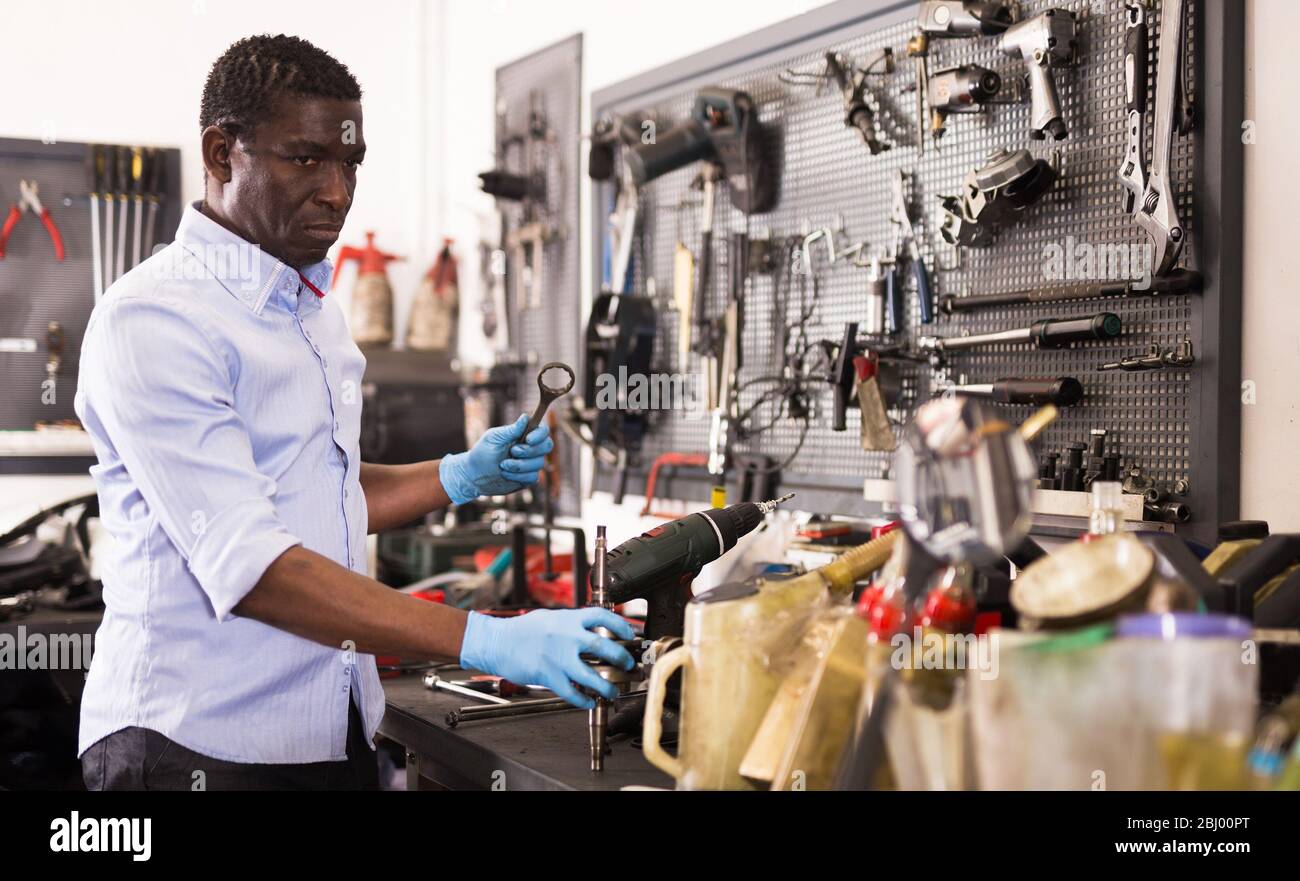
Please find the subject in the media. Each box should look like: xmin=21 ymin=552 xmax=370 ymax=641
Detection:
xmin=380 ymin=674 xmax=675 ymax=791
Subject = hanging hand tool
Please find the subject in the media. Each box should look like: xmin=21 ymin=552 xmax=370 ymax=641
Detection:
xmin=130 ymin=147 xmax=145 ymax=269
xmin=1099 ymin=339 xmax=1195 ymax=372
xmin=939 ymin=268 xmax=1202 ymax=314
xmin=1128 ymin=0 xmax=1194 ymax=276
xmin=1117 ymin=2 xmax=1149 ymax=216
xmin=999 ymin=9 xmax=1079 ymax=140
xmin=142 ymin=147 xmax=163 ymax=257
xmin=889 ymin=169 xmax=934 ymax=325
xmin=918 ymin=312 xmax=1122 ymax=357
xmin=507 ymin=221 xmax=559 ymax=310
xmin=942 ymin=376 xmax=1084 ymax=407
xmin=924 ymin=64 xmax=1005 ymax=140
xmin=939 ymin=148 xmax=1058 ymax=247
xmin=824 ymin=322 xmax=860 ymax=432
xmin=706 ymin=292 xmax=740 ymax=507
xmin=625 ymin=88 xmax=775 ymax=215
xmin=523 ymin=362 xmax=576 ymax=435
xmin=45 ymin=321 xmax=64 ymax=402
xmin=911 ymin=2 xmax=1018 ymax=152
xmin=114 ymin=146 xmax=129 ymax=281
xmin=88 ymin=146 xmax=105 ymax=299
xmin=692 ymin=166 xmax=719 ymax=361
xmin=824 ymin=49 xmax=893 ymax=155
xmin=864 ymin=255 xmax=890 ymax=336
xmin=0 ymin=180 xmax=66 ymax=262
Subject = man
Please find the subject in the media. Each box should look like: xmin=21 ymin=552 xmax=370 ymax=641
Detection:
xmin=74 ymin=34 xmax=633 ymax=790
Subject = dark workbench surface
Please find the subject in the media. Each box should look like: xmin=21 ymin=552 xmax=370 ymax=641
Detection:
xmin=380 ymin=674 xmax=675 ymax=791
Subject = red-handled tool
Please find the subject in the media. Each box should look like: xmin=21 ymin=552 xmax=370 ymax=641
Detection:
xmin=0 ymin=180 xmax=66 ymax=261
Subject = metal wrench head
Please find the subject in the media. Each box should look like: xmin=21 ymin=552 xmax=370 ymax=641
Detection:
xmin=523 ymin=361 xmax=576 ymax=435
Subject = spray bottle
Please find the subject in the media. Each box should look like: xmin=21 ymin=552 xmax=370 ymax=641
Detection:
xmin=332 ymin=231 xmax=402 ymax=347
xmin=407 ymin=237 xmax=459 ymax=352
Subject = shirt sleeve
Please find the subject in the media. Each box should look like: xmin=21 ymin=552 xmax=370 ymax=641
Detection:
xmin=78 ymin=295 xmax=302 ymax=620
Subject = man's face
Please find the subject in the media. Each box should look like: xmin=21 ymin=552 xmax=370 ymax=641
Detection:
xmin=220 ymin=96 xmax=365 ymax=268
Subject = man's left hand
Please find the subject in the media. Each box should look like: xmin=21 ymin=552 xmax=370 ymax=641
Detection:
xmin=438 ymin=415 xmax=554 ymax=504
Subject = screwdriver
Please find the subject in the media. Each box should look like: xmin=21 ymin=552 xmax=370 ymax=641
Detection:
xmin=941 ymin=377 xmax=1084 ymax=407
xmin=918 ymin=313 xmax=1122 ymax=354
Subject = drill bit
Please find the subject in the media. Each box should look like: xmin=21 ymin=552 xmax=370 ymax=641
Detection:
xmin=756 ymin=493 xmax=796 ymax=514
xmin=590 ymin=525 xmax=610 ymax=772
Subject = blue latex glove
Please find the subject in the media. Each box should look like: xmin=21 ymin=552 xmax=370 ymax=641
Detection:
xmin=460 ymin=608 xmax=637 ymax=709
xmin=439 ymin=414 xmax=554 ymax=505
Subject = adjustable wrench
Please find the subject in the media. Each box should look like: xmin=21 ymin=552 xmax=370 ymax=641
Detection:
xmin=1132 ymin=0 xmax=1190 ymax=277
xmin=1118 ymin=2 xmax=1148 ymax=211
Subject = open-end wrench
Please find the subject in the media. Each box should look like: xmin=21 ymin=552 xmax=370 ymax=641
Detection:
xmin=523 ymin=362 xmax=575 ymax=436
xmin=1134 ymin=0 xmax=1188 ymax=277
xmin=1118 ymin=1 xmax=1148 ymax=213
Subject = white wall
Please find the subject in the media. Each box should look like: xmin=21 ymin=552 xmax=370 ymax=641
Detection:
xmin=1242 ymin=0 xmax=1300 ymax=530
xmin=3 ymin=0 xmax=1297 ymax=533
xmin=3 ymin=0 xmax=441 ymax=342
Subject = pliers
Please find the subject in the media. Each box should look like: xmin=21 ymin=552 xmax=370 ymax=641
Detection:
xmin=0 ymin=180 xmax=66 ymax=261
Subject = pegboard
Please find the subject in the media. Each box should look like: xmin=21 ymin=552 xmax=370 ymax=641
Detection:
xmin=591 ymin=0 xmax=1242 ymax=544
xmin=0 ymin=138 xmax=182 ymax=453
xmin=493 ymin=33 xmax=584 ymax=519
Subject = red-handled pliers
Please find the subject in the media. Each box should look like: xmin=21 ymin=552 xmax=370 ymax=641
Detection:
xmin=0 ymin=180 xmax=66 ymax=261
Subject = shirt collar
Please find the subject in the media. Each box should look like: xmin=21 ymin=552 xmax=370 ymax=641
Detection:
xmin=174 ymin=202 xmax=333 ymax=317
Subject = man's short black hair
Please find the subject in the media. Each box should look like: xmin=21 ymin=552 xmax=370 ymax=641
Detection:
xmin=200 ymin=34 xmax=362 ymax=138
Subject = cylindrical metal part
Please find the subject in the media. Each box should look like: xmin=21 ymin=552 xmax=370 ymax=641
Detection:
xmin=592 ymin=525 xmax=608 ymax=608
xmin=865 ymin=270 xmax=887 ymax=335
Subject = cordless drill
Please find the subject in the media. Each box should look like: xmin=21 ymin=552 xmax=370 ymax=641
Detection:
xmin=584 ymin=494 xmax=794 ymax=771
xmin=601 ymin=494 xmax=795 ymax=640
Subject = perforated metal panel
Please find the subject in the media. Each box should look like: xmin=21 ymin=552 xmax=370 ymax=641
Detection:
xmin=0 ymin=138 xmax=182 ymax=441
xmin=494 ymin=34 xmax=584 ymax=517
xmin=592 ymin=0 xmax=1242 ymax=543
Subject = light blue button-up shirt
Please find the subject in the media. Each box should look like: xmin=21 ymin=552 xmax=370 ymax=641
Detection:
xmin=74 ymin=202 xmax=383 ymax=763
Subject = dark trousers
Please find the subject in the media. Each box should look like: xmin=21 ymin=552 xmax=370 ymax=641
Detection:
xmin=81 ymin=700 xmax=380 ymax=791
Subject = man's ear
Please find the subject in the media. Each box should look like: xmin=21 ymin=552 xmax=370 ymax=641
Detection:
xmin=200 ymin=125 xmax=235 ymax=185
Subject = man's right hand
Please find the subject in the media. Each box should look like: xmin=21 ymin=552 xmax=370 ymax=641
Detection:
xmin=459 ymin=608 xmax=636 ymax=709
